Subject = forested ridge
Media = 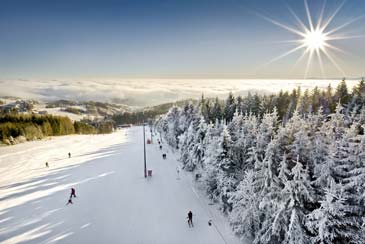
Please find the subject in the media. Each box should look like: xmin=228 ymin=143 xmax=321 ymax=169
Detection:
xmin=0 ymin=114 xmax=114 ymax=144
xmin=156 ymin=79 xmax=365 ymax=244
xmin=112 ymin=99 xmax=196 ymax=125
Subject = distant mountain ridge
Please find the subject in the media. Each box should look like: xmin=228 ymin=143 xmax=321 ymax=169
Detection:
xmin=0 ymin=96 xmax=199 ymax=124
xmin=0 ymin=97 xmax=130 ymax=121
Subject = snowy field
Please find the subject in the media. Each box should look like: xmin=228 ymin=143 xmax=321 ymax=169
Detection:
xmin=35 ymin=106 xmax=86 ymax=121
xmin=0 ymin=127 xmax=242 ymax=244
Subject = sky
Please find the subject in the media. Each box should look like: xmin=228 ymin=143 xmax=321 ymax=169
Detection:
xmin=0 ymin=0 xmax=364 ymax=80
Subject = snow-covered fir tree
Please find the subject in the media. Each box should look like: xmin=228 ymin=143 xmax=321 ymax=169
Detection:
xmin=307 ymin=179 xmax=364 ymax=244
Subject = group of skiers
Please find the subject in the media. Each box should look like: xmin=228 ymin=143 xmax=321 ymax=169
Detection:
xmin=158 ymin=139 xmax=167 ymax=159
xmin=158 ymin=137 xmax=199 ymax=228
xmin=66 ymin=187 xmax=77 ymax=205
xmin=61 ymin=135 xmax=208 ymax=228
xmin=42 ymin=153 xmax=76 ymax=205
xmin=45 ymin=152 xmax=71 ymax=168
xmin=59 ymin=133 xmax=207 ymax=228
xmin=187 ymin=211 xmax=213 ymax=228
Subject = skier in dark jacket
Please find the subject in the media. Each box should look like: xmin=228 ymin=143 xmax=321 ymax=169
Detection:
xmin=45 ymin=162 xmax=49 ymax=168
xmin=68 ymin=152 xmax=71 ymax=158
xmin=187 ymin=211 xmax=193 ymax=227
xmin=70 ymin=188 xmax=76 ymax=198
xmin=66 ymin=197 xmax=73 ymax=205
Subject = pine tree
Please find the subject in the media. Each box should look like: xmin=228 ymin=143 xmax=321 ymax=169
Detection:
xmin=212 ymin=97 xmax=222 ymax=121
xmin=179 ymin=124 xmax=195 ymax=169
xmin=297 ymin=89 xmax=310 ymax=116
xmin=202 ymin=128 xmax=223 ymax=200
xmin=348 ymin=129 xmax=365 ymax=205
xmin=252 ymin=139 xmax=284 ymax=243
xmin=249 ymin=108 xmax=278 ymax=169
xmin=236 ymin=95 xmax=243 ymax=114
xmin=335 ymin=79 xmax=351 ymax=106
xmin=224 ymin=92 xmax=236 ymax=122
xmin=164 ymin=106 xmax=182 ymax=148
xmin=229 ymin=170 xmax=261 ymax=239
xmin=227 ymin=110 xmax=247 ymax=171
xmin=239 ymin=113 xmax=259 ymax=171
xmin=187 ymin=117 xmax=208 ymax=171
xmin=307 ymin=180 xmax=364 ymax=244
xmin=256 ymin=157 xmax=314 ymax=244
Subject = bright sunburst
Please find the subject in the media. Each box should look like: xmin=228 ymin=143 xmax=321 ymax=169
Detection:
xmin=303 ymin=29 xmax=327 ymax=51
xmin=260 ymin=0 xmax=364 ymax=78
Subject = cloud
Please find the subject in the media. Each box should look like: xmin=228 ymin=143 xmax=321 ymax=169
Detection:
xmin=0 ymin=78 xmax=359 ymax=107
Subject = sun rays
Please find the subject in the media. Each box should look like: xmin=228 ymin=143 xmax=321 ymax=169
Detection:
xmin=261 ymin=0 xmax=364 ymax=78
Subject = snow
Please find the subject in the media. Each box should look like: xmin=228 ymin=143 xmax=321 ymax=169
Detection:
xmin=0 ymin=127 xmax=242 ymax=244
xmin=34 ymin=104 xmax=93 ymax=122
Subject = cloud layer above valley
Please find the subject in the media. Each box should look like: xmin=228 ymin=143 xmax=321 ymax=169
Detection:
xmin=0 ymin=79 xmax=359 ymax=107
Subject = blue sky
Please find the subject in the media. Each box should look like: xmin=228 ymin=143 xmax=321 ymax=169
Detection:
xmin=0 ymin=0 xmax=364 ymax=79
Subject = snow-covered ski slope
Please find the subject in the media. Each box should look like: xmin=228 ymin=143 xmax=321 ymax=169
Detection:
xmin=0 ymin=127 xmax=243 ymax=244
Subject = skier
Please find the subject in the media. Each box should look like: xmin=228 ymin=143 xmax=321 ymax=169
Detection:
xmin=66 ymin=197 xmax=73 ymax=205
xmin=45 ymin=162 xmax=49 ymax=168
xmin=70 ymin=188 xmax=76 ymax=198
xmin=159 ymin=145 xmax=162 ymax=150
xmin=187 ymin=211 xmax=193 ymax=227
xmin=68 ymin=152 xmax=71 ymax=158
xmin=208 ymin=220 xmax=212 ymax=226
xmin=162 ymin=153 xmax=167 ymax=159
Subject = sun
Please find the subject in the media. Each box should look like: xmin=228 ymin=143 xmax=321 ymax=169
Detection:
xmin=303 ymin=29 xmax=327 ymax=51
xmin=259 ymin=0 xmax=364 ymax=78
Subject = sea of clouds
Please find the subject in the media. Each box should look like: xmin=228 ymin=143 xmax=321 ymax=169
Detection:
xmin=0 ymin=78 xmax=360 ymax=107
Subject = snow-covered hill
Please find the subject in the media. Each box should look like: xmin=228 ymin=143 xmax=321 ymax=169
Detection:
xmin=0 ymin=97 xmax=130 ymax=121
xmin=0 ymin=127 xmax=242 ymax=244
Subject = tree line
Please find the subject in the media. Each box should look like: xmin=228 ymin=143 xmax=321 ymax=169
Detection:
xmin=156 ymin=79 xmax=365 ymax=244
xmin=0 ymin=114 xmax=113 ymax=144
xmin=199 ymin=78 xmax=365 ymax=124
xmin=112 ymin=99 xmax=197 ymax=125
